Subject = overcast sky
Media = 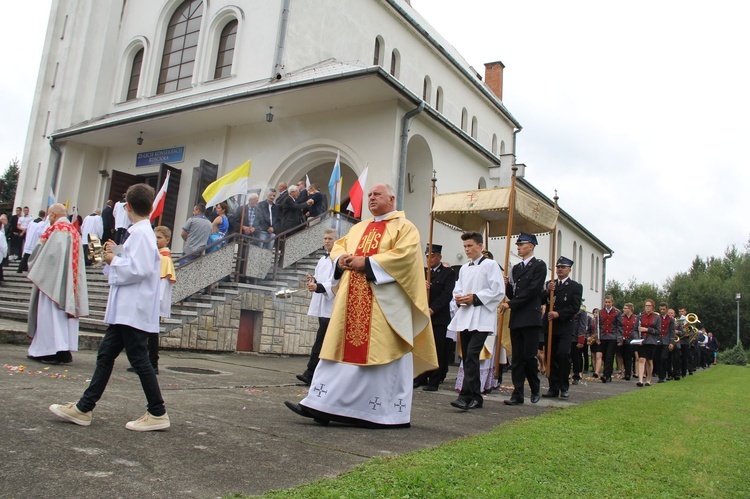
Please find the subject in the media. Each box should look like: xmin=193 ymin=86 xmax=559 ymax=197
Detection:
xmin=3 ymin=1 xmax=749 ymax=286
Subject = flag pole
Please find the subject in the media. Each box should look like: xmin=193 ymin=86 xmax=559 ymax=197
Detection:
xmin=545 ymin=190 xmax=560 ymax=379
xmin=426 ymin=170 xmax=437 ymax=285
xmin=495 ymin=165 xmax=517 ymax=379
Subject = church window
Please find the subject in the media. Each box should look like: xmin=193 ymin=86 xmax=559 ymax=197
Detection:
xmin=157 ymin=0 xmax=204 ymax=94
xmin=127 ymin=48 xmax=144 ymax=101
xmin=214 ymin=20 xmax=238 ymax=79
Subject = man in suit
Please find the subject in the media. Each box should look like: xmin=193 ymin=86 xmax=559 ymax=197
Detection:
xmin=413 ymin=244 xmax=456 ymax=391
xmin=280 ymin=185 xmax=313 ymax=235
xmin=274 ymin=182 xmax=289 ymax=207
xmin=296 ymin=180 xmax=309 ymax=204
xmin=254 ymin=188 xmax=280 ymax=249
xmin=101 ymin=199 xmax=115 ymax=242
xmin=500 ymin=233 xmax=547 ymax=405
xmin=542 ymin=256 xmax=583 ymax=399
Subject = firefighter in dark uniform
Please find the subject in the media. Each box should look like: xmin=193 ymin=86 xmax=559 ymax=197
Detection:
xmin=414 ymin=244 xmax=456 ymax=391
xmin=542 ymin=256 xmax=583 ymax=399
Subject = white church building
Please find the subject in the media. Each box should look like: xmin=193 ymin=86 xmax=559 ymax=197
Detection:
xmin=17 ymin=0 xmax=613 ymax=306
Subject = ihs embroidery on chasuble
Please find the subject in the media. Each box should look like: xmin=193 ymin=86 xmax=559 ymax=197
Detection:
xmin=343 ymin=221 xmax=387 ymax=363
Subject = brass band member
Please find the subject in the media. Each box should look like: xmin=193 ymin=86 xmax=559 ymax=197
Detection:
xmin=597 ymin=295 xmax=622 ymax=383
xmin=620 ymin=303 xmax=637 ymax=380
xmin=636 ymin=299 xmax=661 ymax=386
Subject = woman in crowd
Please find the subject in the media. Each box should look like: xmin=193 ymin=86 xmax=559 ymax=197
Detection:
xmin=635 ymin=298 xmax=661 ymax=386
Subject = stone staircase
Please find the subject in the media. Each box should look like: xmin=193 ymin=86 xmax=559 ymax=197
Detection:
xmin=0 ymin=250 xmax=325 ymax=339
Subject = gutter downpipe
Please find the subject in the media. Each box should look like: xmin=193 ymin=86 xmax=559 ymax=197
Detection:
xmin=397 ymin=100 xmax=425 ymax=210
xmin=273 ymin=0 xmax=292 ymax=79
xmin=49 ymin=138 xmax=62 ymax=201
xmin=602 ymin=252 xmax=613 ymax=307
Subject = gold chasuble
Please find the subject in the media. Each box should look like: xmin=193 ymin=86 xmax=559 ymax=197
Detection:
xmin=320 ymin=211 xmax=438 ymax=376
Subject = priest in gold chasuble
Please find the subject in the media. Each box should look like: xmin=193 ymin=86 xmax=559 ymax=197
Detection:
xmin=285 ymin=184 xmax=437 ymax=428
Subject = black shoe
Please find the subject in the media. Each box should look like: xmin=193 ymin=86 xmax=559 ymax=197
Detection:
xmin=284 ymin=401 xmax=313 ymax=419
xmin=542 ymin=390 xmax=559 ymax=398
xmin=592 ymin=373 xmax=599 ymax=379
xmin=422 ymin=385 xmax=438 ymax=392
xmin=41 ymin=358 xmax=61 ymax=365
xmin=504 ymin=398 xmax=524 ymax=406
xmin=466 ymin=399 xmax=483 ymax=410
xmin=296 ymin=372 xmax=312 ymax=385
xmin=560 ymin=390 xmax=569 ymax=399
xmin=636 ymin=381 xmax=644 ymax=387
xmin=413 ymin=380 xmax=424 ymax=389
xmin=313 ymin=417 xmax=330 ymax=426
xmin=674 ymin=377 xmax=680 ymax=381
xmin=530 ymin=393 xmax=541 ymax=404
xmin=572 ymin=379 xmax=579 ymax=385
xmin=657 ymin=379 xmax=665 ymax=383
xmin=601 ymin=377 xmax=608 ymax=383
xmin=623 ymin=376 xmax=631 ymax=381
xmin=450 ymin=399 xmax=470 ymax=411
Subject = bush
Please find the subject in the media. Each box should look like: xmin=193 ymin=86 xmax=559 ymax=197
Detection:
xmin=717 ymin=342 xmax=748 ymax=366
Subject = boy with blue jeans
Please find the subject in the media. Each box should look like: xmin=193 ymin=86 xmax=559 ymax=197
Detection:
xmin=50 ymin=183 xmax=169 ymax=431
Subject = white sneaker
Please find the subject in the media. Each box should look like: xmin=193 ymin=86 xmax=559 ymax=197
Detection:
xmin=125 ymin=412 xmax=170 ymax=431
xmin=49 ymin=402 xmax=92 ymax=426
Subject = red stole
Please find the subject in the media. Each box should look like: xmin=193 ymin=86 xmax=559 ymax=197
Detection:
xmin=342 ymin=220 xmax=388 ymax=364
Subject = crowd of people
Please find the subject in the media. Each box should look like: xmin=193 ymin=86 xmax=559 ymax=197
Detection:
xmin=5 ymin=181 xmax=721 ymax=433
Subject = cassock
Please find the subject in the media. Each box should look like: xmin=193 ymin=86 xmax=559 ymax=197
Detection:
xmin=27 ymin=219 xmax=89 ymax=357
xmin=300 ymin=210 xmax=437 ymax=426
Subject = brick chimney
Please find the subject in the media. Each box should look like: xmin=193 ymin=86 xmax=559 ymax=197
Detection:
xmin=484 ymin=61 xmax=505 ymax=100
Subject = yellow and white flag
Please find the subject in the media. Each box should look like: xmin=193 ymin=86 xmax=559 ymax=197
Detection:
xmin=202 ymin=160 xmax=252 ymax=207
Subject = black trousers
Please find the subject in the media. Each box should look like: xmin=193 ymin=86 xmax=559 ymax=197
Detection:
xmin=17 ymin=252 xmax=31 ymax=272
xmin=621 ymin=343 xmax=636 ymax=378
xmin=457 ymin=330 xmax=489 ymax=403
xmin=510 ymin=326 xmax=541 ymax=399
xmin=547 ymin=334 xmax=572 ymax=393
xmin=415 ymin=323 xmax=448 ymax=388
xmin=601 ymin=339 xmax=617 ymax=380
xmin=668 ymin=346 xmax=681 ymax=378
xmin=655 ymin=344 xmax=670 ymax=380
xmin=679 ymin=342 xmax=690 ymax=376
xmin=571 ymin=341 xmax=584 ymax=380
xmin=78 ymin=324 xmax=165 ymax=416
xmin=304 ymin=317 xmax=330 ymax=376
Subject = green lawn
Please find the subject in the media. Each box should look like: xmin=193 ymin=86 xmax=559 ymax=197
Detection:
xmin=259 ymin=366 xmax=749 ymax=498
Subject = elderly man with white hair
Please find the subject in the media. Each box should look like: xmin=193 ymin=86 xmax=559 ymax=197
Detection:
xmin=27 ymin=203 xmax=89 ymax=364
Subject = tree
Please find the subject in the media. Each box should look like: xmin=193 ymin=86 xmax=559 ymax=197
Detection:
xmin=1 ymin=158 xmax=20 ymax=204
xmin=605 ymin=278 xmax=664 ymax=314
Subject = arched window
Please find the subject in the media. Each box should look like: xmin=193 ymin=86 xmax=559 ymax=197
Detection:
xmin=422 ymin=76 xmax=431 ymax=104
xmin=436 ymin=86 xmax=443 ymax=112
xmin=557 ymin=230 xmax=562 ymax=260
xmin=578 ymin=245 xmax=583 ymax=281
xmin=214 ymin=19 xmax=238 ymax=79
xmin=590 ymin=254 xmax=595 ymax=290
xmin=157 ymin=0 xmax=204 ymax=94
xmin=491 ymin=134 xmax=498 ymax=154
xmin=478 ymin=177 xmax=487 ymax=189
xmin=572 ymin=242 xmax=577 ymax=267
xmin=461 ymin=108 xmax=468 ymax=131
xmin=390 ymin=49 xmax=400 ymax=78
xmin=500 ymin=140 xmax=506 ymax=154
xmin=126 ymin=48 xmax=144 ymax=101
xmin=471 ymin=116 xmax=478 ymax=138
xmin=373 ymin=36 xmax=384 ymax=65
xmin=595 ymin=257 xmax=600 ymax=292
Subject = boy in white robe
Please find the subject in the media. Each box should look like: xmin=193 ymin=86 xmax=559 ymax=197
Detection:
xmin=50 ymin=184 xmax=169 ymax=431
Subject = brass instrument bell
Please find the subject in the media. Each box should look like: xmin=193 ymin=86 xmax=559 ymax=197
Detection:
xmin=87 ymin=234 xmax=107 ymax=265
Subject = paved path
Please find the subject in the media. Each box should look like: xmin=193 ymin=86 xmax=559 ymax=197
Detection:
xmin=1 ymin=343 xmax=639 ymax=498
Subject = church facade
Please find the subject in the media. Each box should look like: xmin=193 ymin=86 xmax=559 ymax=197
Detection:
xmin=18 ymin=0 xmax=612 ymax=304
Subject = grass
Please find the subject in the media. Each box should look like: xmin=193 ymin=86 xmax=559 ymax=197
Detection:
xmin=253 ymin=366 xmax=750 ymax=498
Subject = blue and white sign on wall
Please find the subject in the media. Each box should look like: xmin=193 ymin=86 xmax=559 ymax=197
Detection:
xmin=136 ymin=147 xmax=185 ymax=168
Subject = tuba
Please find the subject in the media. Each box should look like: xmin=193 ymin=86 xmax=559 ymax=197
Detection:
xmin=683 ymin=313 xmax=701 ymax=343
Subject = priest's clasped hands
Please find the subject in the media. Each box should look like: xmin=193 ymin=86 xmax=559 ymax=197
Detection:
xmin=337 ymin=254 xmax=366 ymax=272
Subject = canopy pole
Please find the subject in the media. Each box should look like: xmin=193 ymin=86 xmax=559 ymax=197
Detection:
xmin=495 ymin=166 xmax=518 ymax=379
xmin=545 ymin=190 xmax=560 ymax=379
xmin=426 ymin=170 xmax=437 ymax=284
